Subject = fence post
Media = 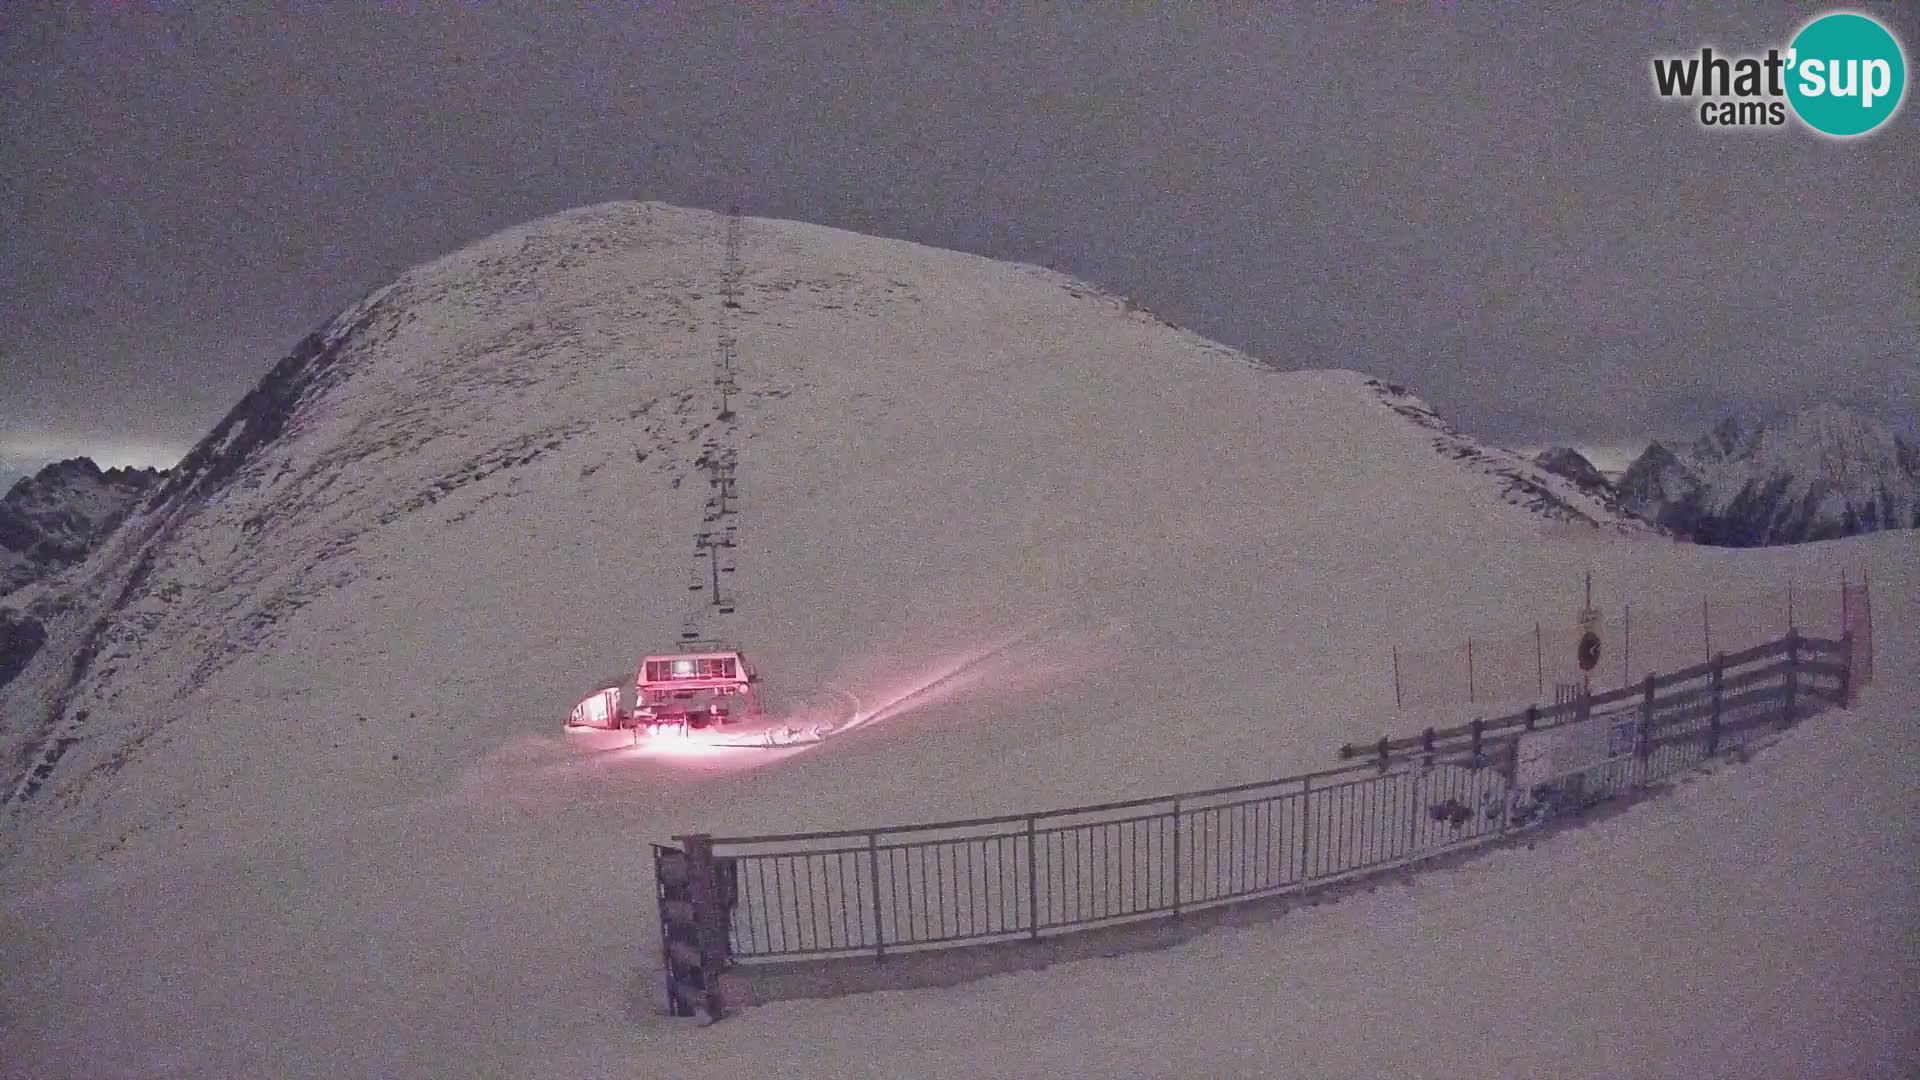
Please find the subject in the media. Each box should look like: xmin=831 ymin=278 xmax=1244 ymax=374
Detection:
xmin=1637 ymin=674 xmax=1655 ymax=767
xmin=1170 ymin=798 xmax=1183 ymax=915
xmin=1622 ymin=604 xmax=1632 ymax=691
xmin=1783 ymin=628 xmax=1799 ymax=727
xmin=1535 ymin=620 xmax=1543 ymax=697
xmin=1377 ymin=735 xmax=1390 ymax=773
xmin=1470 ymin=718 xmax=1484 ymax=766
xmin=1025 ymin=815 xmax=1039 ymax=940
xmin=1708 ymin=652 xmax=1724 ymax=755
xmin=1467 ymin=638 xmax=1475 ymax=704
xmin=1703 ymin=596 xmax=1712 ymax=662
xmin=682 ymin=834 xmax=727 ymax=1021
xmin=1501 ymin=734 xmax=1521 ymax=831
xmin=868 ymin=831 xmax=886 ymax=959
xmin=1839 ymin=630 xmax=1854 ymax=707
xmin=1862 ymin=571 xmax=1873 ymax=686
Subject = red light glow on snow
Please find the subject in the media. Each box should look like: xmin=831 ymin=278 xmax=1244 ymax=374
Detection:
xmin=540 ymin=615 xmax=1129 ymax=782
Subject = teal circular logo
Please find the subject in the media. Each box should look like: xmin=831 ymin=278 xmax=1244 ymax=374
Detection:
xmin=1786 ymin=12 xmax=1907 ymax=137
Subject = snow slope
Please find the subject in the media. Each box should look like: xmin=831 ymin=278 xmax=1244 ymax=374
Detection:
xmin=0 ymin=203 xmax=1911 ymax=1078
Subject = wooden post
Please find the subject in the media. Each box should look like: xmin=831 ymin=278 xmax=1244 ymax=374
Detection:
xmin=1392 ymin=646 xmax=1402 ymax=709
xmin=1501 ymin=736 xmax=1521 ymax=829
xmin=1377 ymin=735 xmax=1391 ymax=774
xmin=1707 ymin=652 xmax=1724 ymax=755
xmin=1622 ymin=604 xmax=1632 ymax=691
xmin=1535 ymin=621 xmax=1543 ymax=697
xmin=1637 ymin=674 xmax=1655 ymax=763
xmin=1470 ymin=717 xmax=1485 ymax=767
xmin=1862 ymin=571 xmax=1873 ymax=686
xmin=1467 ymin=638 xmax=1475 ymax=704
xmin=1783 ymin=629 xmax=1799 ymax=727
xmin=1703 ymin=596 xmax=1712 ymax=662
xmin=1839 ymin=631 xmax=1854 ymax=708
xmin=682 ymin=834 xmax=727 ymax=1021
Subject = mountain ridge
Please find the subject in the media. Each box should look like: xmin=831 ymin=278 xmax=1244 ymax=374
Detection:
xmin=0 ymin=457 xmax=165 ymax=599
xmin=1618 ymin=404 xmax=1918 ymax=546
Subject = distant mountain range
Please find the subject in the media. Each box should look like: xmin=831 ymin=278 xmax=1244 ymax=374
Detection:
xmin=1535 ymin=404 xmax=1918 ymax=547
xmin=1 ymin=457 xmax=165 ymax=597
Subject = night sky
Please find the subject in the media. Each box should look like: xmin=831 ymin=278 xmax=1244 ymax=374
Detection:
xmin=3 ymin=3 xmax=1915 ymax=479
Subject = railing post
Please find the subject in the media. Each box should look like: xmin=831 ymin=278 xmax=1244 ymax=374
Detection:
xmin=1707 ymin=652 xmax=1724 ymax=756
xmin=867 ymin=831 xmax=885 ymax=959
xmin=1298 ymin=777 xmax=1312 ymax=881
xmin=1025 ymin=815 xmax=1039 ymax=940
xmin=1170 ymin=798 xmax=1183 ymax=915
xmin=1839 ymin=630 xmax=1854 ymax=707
xmin=1783 ymin=628 xmax=1799 ymax=727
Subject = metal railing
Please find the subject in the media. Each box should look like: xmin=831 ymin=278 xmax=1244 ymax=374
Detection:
xmin=661 ymin=631 xmax=1855 ymax=974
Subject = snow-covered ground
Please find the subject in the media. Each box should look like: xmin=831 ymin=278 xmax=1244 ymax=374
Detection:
xmin=583 ymin=586 xmax=1918 ymax=1080
xmin=0 ymin=204 xmax=1912 ymax=1078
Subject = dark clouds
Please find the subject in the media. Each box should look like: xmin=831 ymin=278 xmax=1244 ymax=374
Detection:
xmin=3 ymin=3 xmax=1914 ymax=466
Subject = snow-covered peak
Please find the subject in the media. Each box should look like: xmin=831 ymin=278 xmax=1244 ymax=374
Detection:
xmin=1621 ymin=404 xmax=1918 ymax=545
xmin=2 ymin=200 xmax=1667 ymax=867
xmin=1532 ymin=447 xmax=1610 ymax=492
xmin=0 ymin=456 xmax=164 ymax=598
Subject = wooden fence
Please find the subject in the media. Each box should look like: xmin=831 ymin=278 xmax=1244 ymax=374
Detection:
xmin=653 ymin=629 xmax=1861 ymax=1019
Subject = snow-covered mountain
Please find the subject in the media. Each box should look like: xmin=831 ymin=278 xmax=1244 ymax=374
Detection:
xmin=1533 ymin=446 xmax=1610 ymax=493
xmin=0 ymin=457 xmax=164 ymax=597
xmin=0 ymin=200 xmax=1649 ymax=847
xmin=0 ymin=202 xmax=1909 ymax=1079
xmin=1367 ymin=390 xmax=1647 ymax=532
xmin=1619 ymin=405 xmax=1920 ymax=546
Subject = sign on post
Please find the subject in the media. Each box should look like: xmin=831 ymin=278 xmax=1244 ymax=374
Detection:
xmin=1577 ymin=608 xmax=1603 ymax=673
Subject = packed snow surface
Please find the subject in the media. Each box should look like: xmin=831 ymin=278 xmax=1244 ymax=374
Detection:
xmin=0 ymin=203 xmax=1912 ymax=1078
